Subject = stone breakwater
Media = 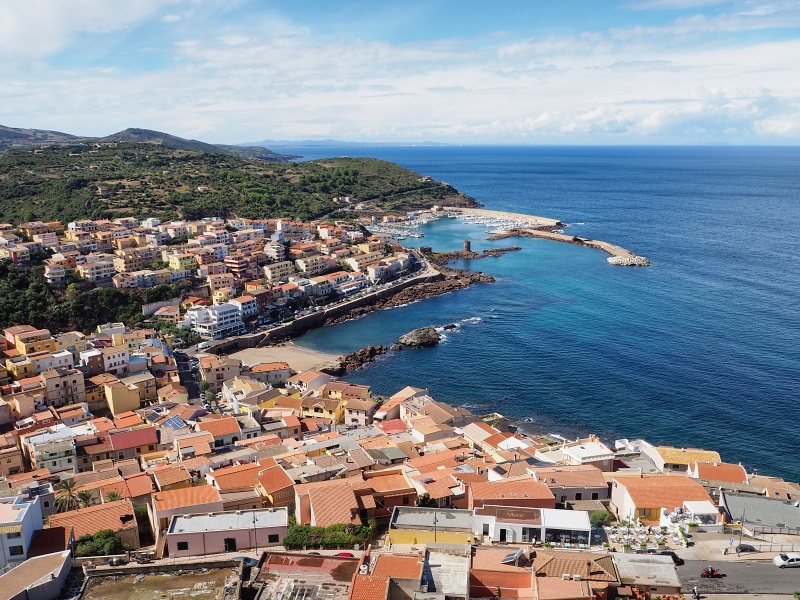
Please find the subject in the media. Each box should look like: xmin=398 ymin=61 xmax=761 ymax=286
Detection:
xmin=428 ymin=246 xmax=522 ymax=266
xmin=488 ymin=228 xmax=651 ymax=267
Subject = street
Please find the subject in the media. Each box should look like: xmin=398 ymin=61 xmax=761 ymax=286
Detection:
xmin=174 ymin=350 xmax=200 ymax=401
xmin=681 ymin=559 xmax=800 ymax=595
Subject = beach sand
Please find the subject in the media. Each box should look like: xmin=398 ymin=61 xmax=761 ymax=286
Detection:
xmin=230 ymin=342 xmax=339 ymax=372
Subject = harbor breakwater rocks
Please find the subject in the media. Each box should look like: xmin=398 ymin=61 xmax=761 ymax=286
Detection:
xmin=429 ymin=246 xmax=521 ymax=266
xmin=607 ymin=255 xmax=651 ymax=266
xmin=336 ymin=345 xmax=389 ymax=372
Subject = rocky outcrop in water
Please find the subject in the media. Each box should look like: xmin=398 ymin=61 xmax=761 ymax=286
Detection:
xmin=399 ymin=327 xmax=441 ymax=348
xmin=338 ymin=345 xmax=389 ymax=371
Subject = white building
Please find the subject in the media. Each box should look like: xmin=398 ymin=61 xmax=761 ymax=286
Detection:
xmin=0 ymin=495 xmax=44 ymax=568
xmin=183 ymin=305 xmax=244 ymax=339
xmin=473 ymin=506 xmax=592 ymax=546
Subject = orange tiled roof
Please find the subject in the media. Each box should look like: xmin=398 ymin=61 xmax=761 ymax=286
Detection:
xmin=470 ymin=477 xmax=555 ymax=502
xmin=196 ymin=416 xmax=241 ymax=438
xmin=371 ymin=555 xmax=423 ymax=579
xmin=694 ymin=461 xmax=748 ymax=484
xmin=208 ymin=462 xmax=262 ymax=492
xmin=614 ymin=474 xmax=714 ymax=509
xmin=152 ymin=485 xmax=222 ymax=512
xmin=49 ymin=499 xmax=136 ymax=538
xmin=250 ymin=362 xmax=291 ymax=372
xmin=125 ymin=472 xmax=155 ymax=497
xmin=151 ymin=465 xmax=191 ymax=488
xmin=534 ymin=550 xmax=617 ymax=582
xmin=349 ymin=575 xmax=389 ymax=600
xmin=256 ymin=464 xmax=294 ymax=495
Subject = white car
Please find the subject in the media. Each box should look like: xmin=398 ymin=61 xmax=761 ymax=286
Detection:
xmin=772 ymin=552 xmax=800 ymax=568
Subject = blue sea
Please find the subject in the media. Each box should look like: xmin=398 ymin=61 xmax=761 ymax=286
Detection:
xmin=276 ymin=145 xmax=800 ymax=483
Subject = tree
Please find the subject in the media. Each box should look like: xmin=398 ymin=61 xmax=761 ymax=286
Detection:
xmin=74 ymin=529 xmax=127 ymax=557
xmin=204 ymin=390 xmax=215 ymax=404
xmin=105 ymin=490 xmax=122 ymax=503
xmin=590 ymin=510 xmax=612 ymax=528
xmin=416 ymin=493 xmax=437 ymax=508
xmin=199 ymin=380 xmax=211 ymax=393
xmin=56 ymin=479 xmax=80 ymax=512
xmin=77 ymin=490 xmax=96 ymax=509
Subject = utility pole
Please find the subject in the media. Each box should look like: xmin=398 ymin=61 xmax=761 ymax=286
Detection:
xmin=433 ymin=513 xmax=438 ymax=543
xmin=253 ymin=510 xmax=258 ymax=555
xmin=738 ymin=508 xmax=746 ymax=548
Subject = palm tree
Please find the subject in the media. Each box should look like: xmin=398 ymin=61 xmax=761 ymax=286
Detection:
xmin=105 ymin=490 xmax=122 ymax=503
xmin=56 ymin=480 xmax=80 ymax=512
xmin=77 ymin=490 xmax=96 ymax=509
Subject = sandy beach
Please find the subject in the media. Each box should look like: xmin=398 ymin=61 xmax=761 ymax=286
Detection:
xmin=230 ymin=342 xmax=339 ymax=372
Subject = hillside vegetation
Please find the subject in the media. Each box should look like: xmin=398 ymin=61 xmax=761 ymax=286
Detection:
xmin=0 ymin=143 xmax=476 ymax=224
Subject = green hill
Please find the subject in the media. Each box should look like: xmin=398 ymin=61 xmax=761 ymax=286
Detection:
xmin=0 ymin=143 xmax=477 ymax=224
xmin=0 ymin=124 xmax=299 ymax=162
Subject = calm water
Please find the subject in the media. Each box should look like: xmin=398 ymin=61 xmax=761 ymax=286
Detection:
xmin=278 ymin=145 xmax=800 ymax=482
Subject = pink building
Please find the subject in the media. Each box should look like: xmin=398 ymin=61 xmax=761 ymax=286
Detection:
xmin=166 ymin=507 xmax=289 ymax=557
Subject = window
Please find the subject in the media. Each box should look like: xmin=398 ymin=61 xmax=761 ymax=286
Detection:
xmin=575 ymin=493 xmax=582 ymax=501
xmin=7 ymin=531 xmax=21 ymax=539
xmin=44 ymin=501 xmax=50 ymax=508
xmin=268 ymin=534 xmax=279 ymax=543
xmin=9 ymin=545 xmax=24 ymax=556
xmin=177 ymin=541 xmax=189 ymax=551
xmin=403 ymin=497 xmax=410 ymax=505
xmin=591 ymin=492 xmax=599 ymax=500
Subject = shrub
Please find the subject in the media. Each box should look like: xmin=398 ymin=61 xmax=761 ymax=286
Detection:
xmin=590 ymin=510 xmax=611 ymax=527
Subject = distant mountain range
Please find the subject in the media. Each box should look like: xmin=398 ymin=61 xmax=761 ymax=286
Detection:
xmin=0 ymin=125 xmax=300 ymax=162
xmin=241 ymin=138 xmax=453 ymax=148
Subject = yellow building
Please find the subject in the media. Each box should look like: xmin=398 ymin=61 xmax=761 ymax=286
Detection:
xmin=168 ymin=253 xmax=197 ymax=271
xmin=104 ymin=381 xmax=141 ymax=416
xmin=15 ymin=329 xmax=56 ymax=356
xmin=300 ymin=396 xmax=347 ymax=424
xmin=119 ymin=372 xmax=158 ymax=404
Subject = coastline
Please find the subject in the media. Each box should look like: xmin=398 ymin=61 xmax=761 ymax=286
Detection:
xmin=444 ymin=206 xmax=650 ymax=266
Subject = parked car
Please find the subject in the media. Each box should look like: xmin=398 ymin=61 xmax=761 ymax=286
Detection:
xmin=736 ymin=544 xmax=758 ymax=553
xmin=108 ymin=557 xmax=127 ymax=566
xmin=773 ymin=553 xmax=800 ymax=568
xmin=337 ymin=552 xmax=355 ymax=558
xmin=658 ymin=550 xmax=684 ymax=566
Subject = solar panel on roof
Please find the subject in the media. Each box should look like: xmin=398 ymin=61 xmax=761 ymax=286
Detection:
xmin=146 ymin=412 xmax=160 ymax=422
xmin=162 ymin=416 xmax=186 ymax=430
xmin=500 ymin=548 xmax=524 ymax=565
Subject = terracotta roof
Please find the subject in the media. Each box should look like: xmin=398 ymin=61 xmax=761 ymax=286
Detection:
xmin=470 ymin=477 xmax=555 ymax=502
xmin=372 ymin=554 xmax=423 ymax=579
xmin=151 ymin=465 xmax=192 ymax=488
xmin=345 ymin=398 xmax=376 ymax=412
xmin=113 ymin=412 xmax=145 ymax=429
xmin=694 ymin=461 xmax=748 ymax=484
xmin=407 ymin=448 xmax=467 ymax=470
xmin=152 ymin=485 xmax=223 ymax=512
xmin=49 ymin=499 xmax=137 ymax=538
xmin=530 ymin=465 xmax=608 ymax=488
xmin=349 ymin=574 xmax=389 ymax=600
xmin=250 ymin=362 xmax=291 ymax=372
xmin=294 ymin=478 xmax=371 ymax=527
xmin=534 ymin=550 xmax=617 ymax=582
xmin=256 ymin=464 xmax=294 ymax=494
xmin=109 ymin=427 xmax=157 ymax=451
xmin=196 ymin=416 xmax=241 ymax=438
xmin=208 ymin=462 xmax=262 ymax=492
xmin=375 ymin=419 xmax=407 ymax=435
xmin=613 ymin=474 xmax=714 ymax=509
xmin=367 ymin=472 xmax=414 ymax=495
xmin=125 ymin=472 xmax=155 ymax=497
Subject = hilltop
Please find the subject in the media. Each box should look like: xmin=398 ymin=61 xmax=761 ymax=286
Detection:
xmin=0 ymin=142 xmax=477 ymax=224
xmin=0 ymin=124 xmax=299 ymax=162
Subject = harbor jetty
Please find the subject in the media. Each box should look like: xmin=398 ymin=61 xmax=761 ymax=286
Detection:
xmin=447 ymin=206 xmax=651 ymax=266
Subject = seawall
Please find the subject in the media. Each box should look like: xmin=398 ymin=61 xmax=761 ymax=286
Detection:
xmin=206 ymin=264 xmax=445 ymax=355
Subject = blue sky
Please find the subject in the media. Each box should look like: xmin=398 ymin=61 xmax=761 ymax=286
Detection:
xmin=1 ymin=0 xmax=799 ymax=145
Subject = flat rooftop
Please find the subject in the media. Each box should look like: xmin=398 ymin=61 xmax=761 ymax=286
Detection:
xmin=391 ymin=506 xmax=474 ymax=532
xmin=169 ymin=508 xmax=288 ymax=534
xmin=255 ymin=553 xmax=359 ymax=600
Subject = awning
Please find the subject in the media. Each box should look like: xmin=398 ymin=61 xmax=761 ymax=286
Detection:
xmin=616 ymin=586 xmax=633 ymax=597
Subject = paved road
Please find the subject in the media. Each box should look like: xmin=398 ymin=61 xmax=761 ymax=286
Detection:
xmin=681 ymin=559 xmax=800 ymax=595
xmin=174 ymin=351 xmax=200 ymax=400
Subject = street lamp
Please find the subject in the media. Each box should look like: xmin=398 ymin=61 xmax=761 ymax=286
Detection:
xmin=433 ymin=513 xmax=438 ymax=543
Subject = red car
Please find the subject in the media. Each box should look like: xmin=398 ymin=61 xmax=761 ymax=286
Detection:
xmin=337 ymin=552 xmax=355 ymax=558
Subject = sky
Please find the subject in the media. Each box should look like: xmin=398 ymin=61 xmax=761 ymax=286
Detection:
xmin=1 ymin=0 xmax=800 ymax=145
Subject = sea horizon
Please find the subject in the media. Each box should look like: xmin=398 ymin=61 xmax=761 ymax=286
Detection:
xmin=292 ymin=144 xmax=800 ymax=483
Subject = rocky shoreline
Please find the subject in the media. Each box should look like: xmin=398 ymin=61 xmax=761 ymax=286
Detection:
xmin=428 ymin=246 xmax=522 ymax=266
xmin=322 ymin=268 xmax=494 ymax=326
